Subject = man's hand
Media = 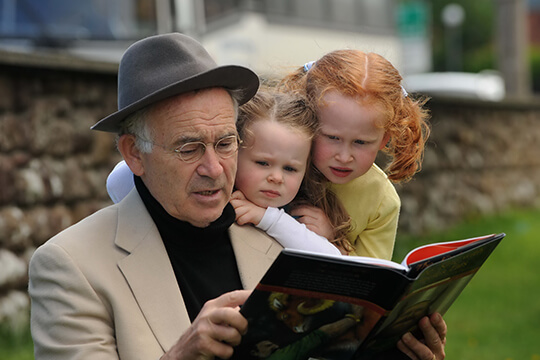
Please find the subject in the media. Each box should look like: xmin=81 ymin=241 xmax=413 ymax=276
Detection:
xmin=230 ymin=190 xmax=266 ymax=226
xmin=397 ymin=313 xmax=447 ymax=360
xmin=162 ymin=290 xmax=251 ymax=360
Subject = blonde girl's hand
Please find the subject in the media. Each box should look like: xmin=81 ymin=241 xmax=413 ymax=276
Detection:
xmin=230 ymin=190 xmax=266 ymax=226
xmin=289 ymin=204 xmax=334 ymax=240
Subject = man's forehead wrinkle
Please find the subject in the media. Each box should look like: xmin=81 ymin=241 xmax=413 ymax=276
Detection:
xmin=179 ymin=108 xmax=234 ymax=122
xmin=167 ymin=121 xmax=238 ymax=145
xmin=156 ymin=110 xmax=235 ymax=132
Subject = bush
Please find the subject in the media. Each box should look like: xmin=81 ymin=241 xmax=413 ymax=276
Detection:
xmin=530 ymin=45 xmax=540 ymax=93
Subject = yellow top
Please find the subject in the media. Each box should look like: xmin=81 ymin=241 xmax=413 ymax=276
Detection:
xmin=330 ymin=164 xmax=400 ymax=260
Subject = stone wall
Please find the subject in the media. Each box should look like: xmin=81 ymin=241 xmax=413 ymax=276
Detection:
xmin=395 ymin=98 xmax=540 ymax=235
xmin=1 ymin=50 xmax=539 ymax=330
xmin=0 ymin=51 xmax=121 ymax=331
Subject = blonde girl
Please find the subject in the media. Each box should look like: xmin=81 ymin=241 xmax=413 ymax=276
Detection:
xmin=231 ymin=90 xmax=352 ymax=255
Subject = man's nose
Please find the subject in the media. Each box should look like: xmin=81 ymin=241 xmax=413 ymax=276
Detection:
xmin=197 ymin=146 xmax=225 ymax=178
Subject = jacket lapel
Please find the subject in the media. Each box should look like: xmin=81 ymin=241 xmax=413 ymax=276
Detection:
xmin=113 ymin=191 xmax=283 ymax=352
xmin=229 ymin=223 xmax=283 ymax=289
xmin=115 ymin=190 xmax=190 ymax=352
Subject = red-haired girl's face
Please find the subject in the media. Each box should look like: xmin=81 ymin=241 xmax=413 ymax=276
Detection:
xmin=312 ymin=91 xmax=389 ymax=184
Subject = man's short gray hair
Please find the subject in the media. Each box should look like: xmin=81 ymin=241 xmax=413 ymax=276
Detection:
xmin=117 ymin=88 xmax=242 ymax=153
xmin=118 ymin=107 xmax=154 ymax=153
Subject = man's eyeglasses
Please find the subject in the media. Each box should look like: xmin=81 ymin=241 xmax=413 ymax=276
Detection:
xmin=143 ymin=135 xmax=241 ymax=163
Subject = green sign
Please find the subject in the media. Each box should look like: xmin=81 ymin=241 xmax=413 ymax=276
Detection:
xmin=397 ymin=1 xmax=429 ymax=37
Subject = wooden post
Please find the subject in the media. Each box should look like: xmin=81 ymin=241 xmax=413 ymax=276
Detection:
xmin=496 ymin=0 xmax=532 ymax=98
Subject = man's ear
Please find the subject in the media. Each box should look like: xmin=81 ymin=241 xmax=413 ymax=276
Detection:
xmin=117 ymin=134 xmax=145 ymax=176
xmin=379 ymin=132 xmax=391 ymax=150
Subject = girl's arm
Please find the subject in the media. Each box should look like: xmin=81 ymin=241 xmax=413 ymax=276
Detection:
xmin=289 ymin=205 xmax=334 ymax=241
xmin=107 ymin=160 xmax=135 ymax=204
xmin=257 ymin=207 xmax=341 ymax=255
xmin=230 ymin=191 xmax=341 ymax=256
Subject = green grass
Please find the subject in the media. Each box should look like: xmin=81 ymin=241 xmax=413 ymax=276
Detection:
xmin=0 ymin=325 xmax=34 ymax=360
xmin=2 ymin=208 xmax=540 ymax=359
xmin=394 ymin=208 xmax=540 ymax=360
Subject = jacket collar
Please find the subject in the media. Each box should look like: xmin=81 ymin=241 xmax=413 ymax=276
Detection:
xmin=113 ymin=189 xmax=282 ymax=352
xmin=115 ymin=189 xmax=189 ymax=350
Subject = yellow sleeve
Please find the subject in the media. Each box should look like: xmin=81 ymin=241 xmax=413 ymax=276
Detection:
xmin=331 ymin=165 xmax=401 ymax=260
xmin=347 ymin=189 xmax=400 ymax=260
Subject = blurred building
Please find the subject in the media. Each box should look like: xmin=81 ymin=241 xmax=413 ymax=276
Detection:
xmin=529 ymin=0 xmax=540 ymax=45
xmin=1 ymin=0 xmax=538 ymax=93
xmin=0 ymin=0 xmax=433 ymax=78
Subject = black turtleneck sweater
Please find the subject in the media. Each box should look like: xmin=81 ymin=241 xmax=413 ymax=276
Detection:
xmin=134 ymin=176 xmax=243 ymax=321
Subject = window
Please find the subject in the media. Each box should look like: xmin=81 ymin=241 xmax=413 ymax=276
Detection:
xmin=0 ymin=0 xmax=157 ymax=43
xmin=250 ymin=0 xmax=395 ymax=33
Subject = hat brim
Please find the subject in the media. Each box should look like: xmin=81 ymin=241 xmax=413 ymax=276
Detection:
xmin=91 ymin=65 xmax=259 ymax=133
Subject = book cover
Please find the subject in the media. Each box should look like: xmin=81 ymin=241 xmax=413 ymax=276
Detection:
xmin=234 ymin=233 xmax=505 ymax=360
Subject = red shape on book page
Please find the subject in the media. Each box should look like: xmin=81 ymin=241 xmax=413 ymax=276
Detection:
xmin=405 ymin=235 xmax=493 ymax=265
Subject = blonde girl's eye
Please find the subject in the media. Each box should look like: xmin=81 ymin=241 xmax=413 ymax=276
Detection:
xmin=283 ymin=165 xmax=297 ymax=173
xmin=325 ymin=134 xmax=339 ymax=141
xmin=354 ymin=139 xmax=367 ymax=145
xmin=255 ymin=160 xmax=269 ymax=167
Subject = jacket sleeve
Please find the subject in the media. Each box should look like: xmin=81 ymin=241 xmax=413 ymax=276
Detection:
xmin=257 ymin=207 xmax=341 ymax=255
xmin=28 ymin=243 xmax=119 ymax=360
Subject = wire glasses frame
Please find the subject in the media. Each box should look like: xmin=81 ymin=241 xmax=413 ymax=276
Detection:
xmin=142 ymin=134 xmax=242 ymax=163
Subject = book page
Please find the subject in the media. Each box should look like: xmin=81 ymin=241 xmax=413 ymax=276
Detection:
xmin=401 ymin=234 xmax=495 ymax=267
xmin=284 ymin=248 xmax=408 ymax=271
xmin=234 ymin=249 xmax=412 ymax=360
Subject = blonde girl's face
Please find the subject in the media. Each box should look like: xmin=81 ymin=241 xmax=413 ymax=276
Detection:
xmin=235 ymin=120 xmax=311 ymax=208
xmin=312 ymin=91 xmax=389 ymax=185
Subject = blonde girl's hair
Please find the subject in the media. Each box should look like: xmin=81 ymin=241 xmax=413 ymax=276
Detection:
xmin=238 ymin=89 xmax=354 ymax=252
xmin=279 ymin=49 xmax=431 ymax=183
xmin=237 ymin=89 xmax=318 ymax=145
xmin=295 ymin=164 xmax=354 ymax=253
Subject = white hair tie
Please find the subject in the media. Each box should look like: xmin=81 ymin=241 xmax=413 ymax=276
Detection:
xmin=401 ymin=85 xmax=408 ymax=98
xmin=303 ymin=60 xmax=316 ymax=72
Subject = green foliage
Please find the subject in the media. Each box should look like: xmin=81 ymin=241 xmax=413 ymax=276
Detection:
xmin=530 ymin=45 xmax=540 ymax=92
xmin=427 ymin=0 xmax=540 ymax=94
xmin=2 ymin=207 xmax=539 ymax=359
xmin=429 ymin=0 xmax=496 ymax=72
xmin=395 ymin=207 xmax=540 ymax=359
xmin=0 ymin=324 xmax=34 ymax=360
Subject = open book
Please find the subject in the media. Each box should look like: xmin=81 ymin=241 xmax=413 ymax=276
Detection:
xmin=234 ymin=233 xmax=504 ymax=360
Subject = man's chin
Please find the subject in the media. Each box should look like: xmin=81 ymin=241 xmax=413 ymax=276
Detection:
xmin=191 ymin=204 xmax=227 ymax=227
xmin=188 ymin=214 xmax=221 ymax=228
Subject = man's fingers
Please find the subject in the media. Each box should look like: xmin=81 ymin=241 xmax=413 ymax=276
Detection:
xmin=418 ymin=315 xmax=445 ymax=352
xmin=188 ymin=290 xmax=251 ymax=358
xmin=430 ymin=313 xmax=447 ymax=344
xmin=396 ymin=336 xmax=419 ymax=360
xmin=398 ymin=316 xmax=446 ymax=360
xmin=209 ymin=319 xmax=245 ymax=347
xmin=209 ymin=290 xmax=251 ymax=309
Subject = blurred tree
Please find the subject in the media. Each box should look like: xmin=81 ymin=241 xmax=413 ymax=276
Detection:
xmin=429 ymin=0 xmax=497 ymax=72
xmin=531 ymin=45 xmax=540 ymax=92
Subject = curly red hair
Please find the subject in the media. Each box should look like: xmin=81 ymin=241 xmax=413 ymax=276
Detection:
xmin=280 ymin=49 xmax=430 ymax=183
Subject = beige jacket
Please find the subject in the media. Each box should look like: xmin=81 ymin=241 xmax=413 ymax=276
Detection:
xmin=29 ymin=189 xmax=283 ymax=359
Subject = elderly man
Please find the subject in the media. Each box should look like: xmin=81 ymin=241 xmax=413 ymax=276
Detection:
xmin=28 ymin=33 xmax=446 ymax=360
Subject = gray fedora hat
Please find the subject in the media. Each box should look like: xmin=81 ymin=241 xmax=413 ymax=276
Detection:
xmin=91 ymin=33 xmax=259 ymax=133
